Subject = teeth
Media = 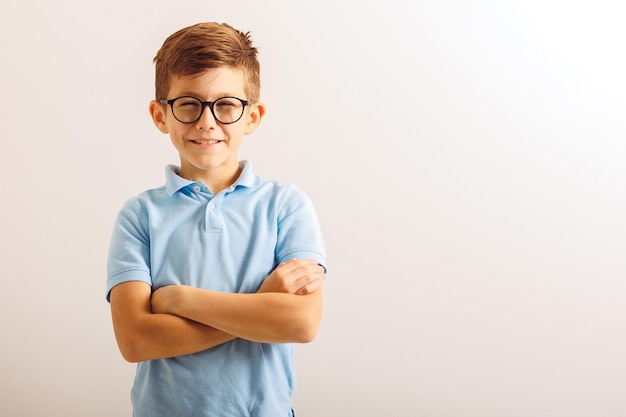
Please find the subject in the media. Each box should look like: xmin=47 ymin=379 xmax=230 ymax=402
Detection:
xmin=195 ymin=140 xmax=220 ymax=144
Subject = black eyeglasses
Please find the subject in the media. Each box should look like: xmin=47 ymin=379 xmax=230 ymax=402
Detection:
xmin=159 ymin=96 xmax=250 ymax=125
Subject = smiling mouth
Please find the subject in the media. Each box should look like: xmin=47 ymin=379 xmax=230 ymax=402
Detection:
xmin=191 ymin=139 xmax=222 ymax=145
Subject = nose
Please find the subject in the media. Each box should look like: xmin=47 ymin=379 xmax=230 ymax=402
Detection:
xmin=196 ymin=104 xmax=218 ymax=130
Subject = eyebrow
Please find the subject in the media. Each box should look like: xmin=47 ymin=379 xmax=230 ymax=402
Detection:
xmin=171 ymin=92 xmax=244 ymax=100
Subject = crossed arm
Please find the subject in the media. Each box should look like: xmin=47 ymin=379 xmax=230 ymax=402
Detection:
xmin=109 ymin=259 xmax=325 ymax=363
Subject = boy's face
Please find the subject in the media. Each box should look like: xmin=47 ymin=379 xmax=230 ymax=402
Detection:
xmin=149 ymin=67 xmax=264 ymax=185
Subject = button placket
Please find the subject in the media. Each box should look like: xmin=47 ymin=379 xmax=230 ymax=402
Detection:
xmin=205 ymin=196 xmax=221 ymax=236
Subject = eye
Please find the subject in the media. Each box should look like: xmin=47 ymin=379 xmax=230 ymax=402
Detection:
xmin=178 ymin=99 xmax=201 ymax=108
xmin=216 ymin=98 xmax=239 ymax=108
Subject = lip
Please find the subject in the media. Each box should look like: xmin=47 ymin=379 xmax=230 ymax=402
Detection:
xmin=189 ymin=138 xmax=224 ymax=146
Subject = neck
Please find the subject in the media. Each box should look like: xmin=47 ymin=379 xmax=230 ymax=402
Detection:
xmin=179 ymin=164 xmax=242 ymax=195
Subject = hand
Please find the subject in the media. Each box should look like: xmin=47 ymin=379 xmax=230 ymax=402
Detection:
xmin=257 ymin=259 xmax=326 ymax=295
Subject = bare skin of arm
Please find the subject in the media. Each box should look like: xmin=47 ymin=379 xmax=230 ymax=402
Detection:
xmin=110 ymin=259 xmax=325 ymax=363
xmin=151 ymin=260 xmax=325 ymax=343
xmin=110 ymin=282 xmax=235 ymax=362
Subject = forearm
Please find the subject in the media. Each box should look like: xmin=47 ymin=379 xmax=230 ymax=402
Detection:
xmin=119 ymin=313 xmax=235 ymax=362
xmin=157 ymin=287 xmax=323 ymax=343
xmin=110 ymin=282 xmax=236 ymax=363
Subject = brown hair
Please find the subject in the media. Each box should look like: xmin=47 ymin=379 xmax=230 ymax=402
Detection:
xmin=153 ymin=22 xmax=260 ymax=102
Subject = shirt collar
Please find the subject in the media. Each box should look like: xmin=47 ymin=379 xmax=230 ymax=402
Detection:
xmin=164 ymin=160 xmax=259 ymax=196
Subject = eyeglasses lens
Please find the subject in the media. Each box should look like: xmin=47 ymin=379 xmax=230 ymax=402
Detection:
xmin=172 ymin=97 xmax=245 ymax=124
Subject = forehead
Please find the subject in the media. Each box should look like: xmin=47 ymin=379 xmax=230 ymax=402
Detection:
xmin=168 ymin=67 xmax=247 ymax=99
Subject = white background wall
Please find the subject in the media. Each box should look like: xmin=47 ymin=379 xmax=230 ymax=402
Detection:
xmin=1 ymin=1 xmax=625 ymax=416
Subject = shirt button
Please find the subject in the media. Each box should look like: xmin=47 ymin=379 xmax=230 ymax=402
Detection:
xmin=193 ymin=185 xmax=201 ymax=192
xmin=208 ymin=202 xmax=215 ymax=209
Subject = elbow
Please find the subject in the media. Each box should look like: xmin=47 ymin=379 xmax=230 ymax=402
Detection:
xmin=295 ymin=326 xmax=319 ymax=344
xmin=117 ymin=342 xmax=143 ymax=363
xmin=120 ymin=348 xmax=144 ymax=363
xmin=115 ymin=334 xmax=150 ymax=363
xmin=289 ymin=293 xmax=323 ymax=343
xmin=291 ymin=310 xmax=322 ymax=343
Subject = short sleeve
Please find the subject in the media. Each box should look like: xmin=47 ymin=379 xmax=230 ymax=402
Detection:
xmin=106 ymin=199 xmax=152 ymax=301
xmin=275 ymin=186 xmax=327 ymax=271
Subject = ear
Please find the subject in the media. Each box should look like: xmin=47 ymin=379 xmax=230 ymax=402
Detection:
xmin=244 ymin=101 xmax=266 ymax=135
xmin=149 ymin=100 xmax=169 ymax=134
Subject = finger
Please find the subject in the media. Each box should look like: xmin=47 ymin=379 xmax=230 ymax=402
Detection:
xmin=300 ymin=262 xmax=326 ymax=278
xmin=295 ymin=277 xmax=324 ymax=295
xmin=291 ymin=269 xmax=326 ymax=292
xmin=270 ymin=260 xmax=324 ymax=294
xmin=273 ymin=259 xmax=320 ymax=281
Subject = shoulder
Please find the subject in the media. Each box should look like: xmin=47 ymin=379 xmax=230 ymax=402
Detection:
xmin=237 ymin=161 xmax=316 ymax=211
xmin=121 ymin=185 xmax=168 ymax=209
xmin=252 ymin=178 xmax=313 ymax=207
xmin=238 ymin=160 xmax=303 ymax=197
xmin=114 ymin=185 xmax=169 ymax=228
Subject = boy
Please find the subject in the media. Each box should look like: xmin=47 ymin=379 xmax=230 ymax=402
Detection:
xmin=106 ymin=22 xmax=327 ymax=417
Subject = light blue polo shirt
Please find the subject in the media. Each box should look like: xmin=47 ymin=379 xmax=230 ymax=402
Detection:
xmin=106 ymin=160 xmax=326 ymax=417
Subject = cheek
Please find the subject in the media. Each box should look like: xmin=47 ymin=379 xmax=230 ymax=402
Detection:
xmin=168 ymin=124 xmax=192 ymax=140
xmin=230 ymin=130 xmax=246 ymax=141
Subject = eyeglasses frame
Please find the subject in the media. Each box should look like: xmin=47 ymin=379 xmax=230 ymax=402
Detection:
xmin=159 ymin=96 xmax=251 ymax=125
